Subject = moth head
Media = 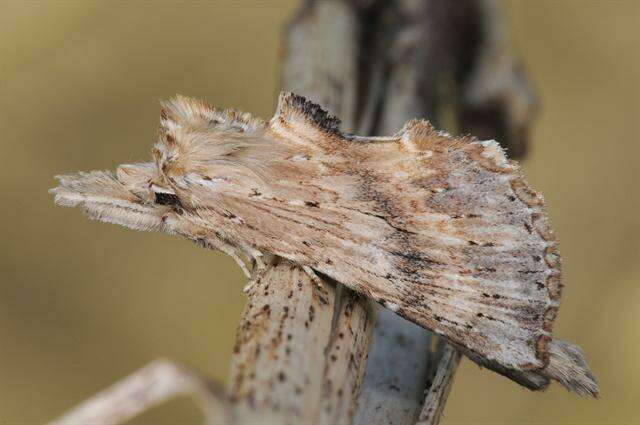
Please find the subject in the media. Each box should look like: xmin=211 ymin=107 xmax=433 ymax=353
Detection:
xmin=115 ymin=162 xmax=180 ymax=208
xmin=51 ymin=96 xmax=277 ymax=231
xmin=151 ymin=95 xmax=275 ymax=208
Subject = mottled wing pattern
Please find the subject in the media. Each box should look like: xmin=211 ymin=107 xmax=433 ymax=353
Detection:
xmin=51 ymin=93 xmax=597 ymax=395
xmin=175 ymin=94 xmax=560 ymax=370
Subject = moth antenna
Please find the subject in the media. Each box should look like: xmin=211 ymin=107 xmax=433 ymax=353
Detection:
xmin=542 ymin=339 xmax=599 ymax=397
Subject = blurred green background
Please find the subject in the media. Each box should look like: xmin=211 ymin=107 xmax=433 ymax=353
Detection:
xmin=1 ymin=1 xmax=638 ymax=424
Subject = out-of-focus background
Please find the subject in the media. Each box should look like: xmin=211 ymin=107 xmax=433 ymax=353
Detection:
xmin=1 ymin=1 xmax=638 ymax=424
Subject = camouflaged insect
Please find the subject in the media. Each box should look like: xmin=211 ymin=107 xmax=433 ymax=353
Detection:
xmin=51 ymin=93 xmax=598 ymax=396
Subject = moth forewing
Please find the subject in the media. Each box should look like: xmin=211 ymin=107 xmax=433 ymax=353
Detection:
xmin=51 ymin=92 xmax=597 ymax=396
xmin=172 ymin=95 xmax=554 ymax=370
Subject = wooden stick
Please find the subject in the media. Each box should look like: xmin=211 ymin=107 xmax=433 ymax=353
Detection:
xmin=228 ymin=258 xmax=334 ymax=423
xmin=416 ymin=343 xmax=463 ymax=425
xmin=49 ymin=360 xmax=233 ymax=425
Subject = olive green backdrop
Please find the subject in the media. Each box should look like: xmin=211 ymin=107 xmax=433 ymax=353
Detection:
xmin=1 ymin=1 xmax=638 ymax=424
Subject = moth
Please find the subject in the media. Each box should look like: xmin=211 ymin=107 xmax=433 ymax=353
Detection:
xmin=51 ymin=93 xmax=598 ymax=396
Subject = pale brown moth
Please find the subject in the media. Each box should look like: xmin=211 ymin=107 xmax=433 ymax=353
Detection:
xmin=51 ymin=93 xmax=598 ymax=396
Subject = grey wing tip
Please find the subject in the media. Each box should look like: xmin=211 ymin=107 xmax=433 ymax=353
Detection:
xmin=543 ymin=339 xmax=599 ymax=397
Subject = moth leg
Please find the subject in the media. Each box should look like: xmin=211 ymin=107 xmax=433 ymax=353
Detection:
xmin=242 ymin=281 xmax=255 ymax=294
xmin=243 ymin=273 xmax=262 ymax=294
xmin=302 ymin=265 xmax=324 ymax=289
xmin=227 ymin=250 xmax=252 ymax=279
xmin=242 ymin=262 xmax=269 ymax=294
xmin=241 ymin=249 xmax=270 ymax=294
xmin=164 ymin=217 xmax=253 ymax=279
xmin=199 ymin=236 xmax=252 ymax=279
xmin=251 ymin=251 xmax=267 ymax=273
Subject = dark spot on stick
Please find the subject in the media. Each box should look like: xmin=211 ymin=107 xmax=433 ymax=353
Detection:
xmin=308 ymin=305 xmax=315 ymax=322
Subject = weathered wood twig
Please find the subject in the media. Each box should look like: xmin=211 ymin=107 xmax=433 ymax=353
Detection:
xmin=49 ymin=360 xmax=233 ymax=425
xmin=416 ymin=343 xmax=462 ymax=425
xmin=228 ymin=258 xmax=372 ymax=424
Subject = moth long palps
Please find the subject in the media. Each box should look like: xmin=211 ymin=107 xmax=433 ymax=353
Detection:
xmin=51 ymin=171 xmax=166 ymax=232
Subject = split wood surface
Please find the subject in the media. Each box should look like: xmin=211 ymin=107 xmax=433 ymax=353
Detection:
xmin=50 ymin=0 xmax=534 ymax=424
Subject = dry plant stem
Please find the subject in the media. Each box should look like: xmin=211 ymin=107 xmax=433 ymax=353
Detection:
xmin=49 ymin=360 xmax=233 ymax=425
xmin=228 ymin=259 xmax=373 ymax=424
xmin=416 ymin=344 xmax=463 ymax=425
xmin=280 ymin=1 xmax=458 ymax=422
xmin=228 ymin=258 xmax=333 ymax=423
xmin=319 ymin=286 xmax=373 ymax=423
xmin=281 ymin=0 xmax=358 ymax=132
xmin=354 ymin=309 xmax=436 ymax=425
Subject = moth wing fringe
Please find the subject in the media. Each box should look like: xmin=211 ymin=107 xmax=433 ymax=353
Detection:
xmin=460 ymin=338 xmax=598 ymax=396
xmin=541 ymin=339 xmax=599 ymax=397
